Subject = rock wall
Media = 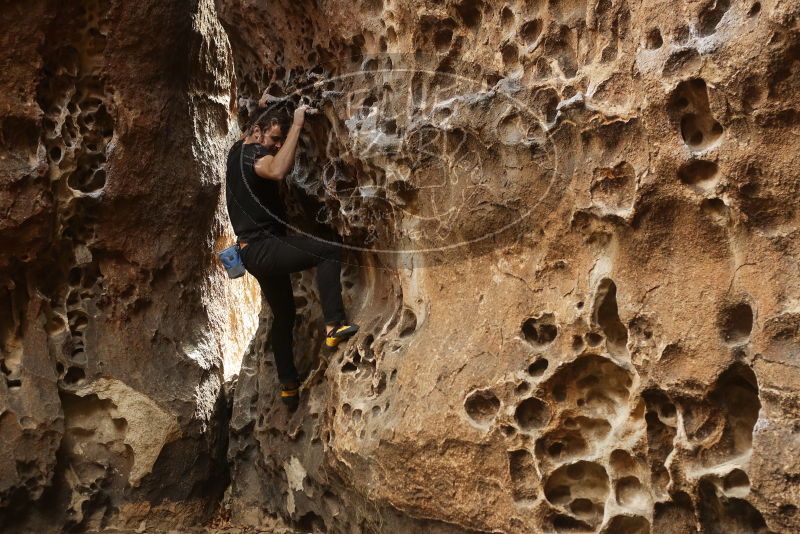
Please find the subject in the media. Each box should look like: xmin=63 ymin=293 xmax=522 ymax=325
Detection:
xmin=2 ymin=0 xmax=800 ymax=533
xmin=221 ymin=0 xmax=800 ymax=533
xmin=0 ymin=0 xmax=258 ymax=531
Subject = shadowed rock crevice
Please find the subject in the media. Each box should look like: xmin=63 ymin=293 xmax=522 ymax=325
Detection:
xmin=593 ymin=279 xmax=628 ymax=357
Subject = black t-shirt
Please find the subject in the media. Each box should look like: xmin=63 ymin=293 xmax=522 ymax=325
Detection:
xmin=225 ymin=140 xmax=288 ymax=240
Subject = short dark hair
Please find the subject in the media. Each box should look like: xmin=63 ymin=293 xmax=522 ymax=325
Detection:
xmin=247 ymin=105 xmax=292 ymax=135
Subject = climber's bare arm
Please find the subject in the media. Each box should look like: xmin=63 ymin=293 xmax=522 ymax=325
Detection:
xmin=254 ymin=105 xmax=311 ymax=181
xmin=253 ymin=128 xmax=299 ymax=181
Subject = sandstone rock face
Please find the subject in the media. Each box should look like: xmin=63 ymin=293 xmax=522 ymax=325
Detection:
xmin=221 ymin=0 xmax=800 ymax=533
xmin=0 ymin=0 xmax=257 ymax=531
xmin=2 ymin=0 xmax=800 ymax=533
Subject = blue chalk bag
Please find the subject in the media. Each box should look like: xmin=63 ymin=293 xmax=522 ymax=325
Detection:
xmin=218 ymin=244 xmax=246 ymax=279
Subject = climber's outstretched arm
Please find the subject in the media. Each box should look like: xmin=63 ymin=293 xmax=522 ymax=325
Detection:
xmin=254 ymin=105 xmax=310 ymax=181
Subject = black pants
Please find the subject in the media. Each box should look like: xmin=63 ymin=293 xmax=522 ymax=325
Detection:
xmin=240 ymin=235 xmax=346 ymax=383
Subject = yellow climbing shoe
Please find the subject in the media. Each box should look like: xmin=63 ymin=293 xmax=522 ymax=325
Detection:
xmin=325 ymin=323 xmax=359 ymax=350
xmin=280 ymin=381 xmax=300 ymax=411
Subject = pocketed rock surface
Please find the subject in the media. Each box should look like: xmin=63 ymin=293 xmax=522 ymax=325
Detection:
xmin=0 ymin=0 xmax=258 ymax=531
xmin=2 ymin=0 xmax=800 ymax=533
xmin=221 ymin=1 xmax=800 ymax=533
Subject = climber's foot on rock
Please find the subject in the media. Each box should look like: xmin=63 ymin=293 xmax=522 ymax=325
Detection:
xmin=280 ymin=381 xmax=300 ymax=411
xmin=325 ymin=322 xmax=359 ymax=350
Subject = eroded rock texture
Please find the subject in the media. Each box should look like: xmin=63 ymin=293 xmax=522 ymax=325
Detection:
xmin=221 ymin=0 xmax=800 ymax=533
xmin=2 ymin=0 xmax=800 ymax=532
xmin=0 ymin=0 xmax=257 ymax=530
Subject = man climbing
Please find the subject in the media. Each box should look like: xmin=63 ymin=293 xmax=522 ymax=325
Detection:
xmin=225 ymin=103 xmax=359 ymax=410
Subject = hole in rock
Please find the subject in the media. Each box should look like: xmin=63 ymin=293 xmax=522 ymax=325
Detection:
xmin=296 ymin=511 xmax=326 ymax=532
xmin=547 ymin=484 xmax=572 ymax=505
xmin=388 ymin=180 xmax=419 ymax=204
xmin=615 ymin=476 xmax=646 ymax=507
xmin=702 ymin=198 xmax=729 ymax=223
xmin=718 ymin=302 xmax=753 ymax=344
xmin=536 ymin=416 xmax=611 ymax=464
xmin=677 ymin=159 xmax=718 ymax=189
xmin=546 ymin=355 xmax=632 ymax=420
xmin=698 ymin=0 xmax=731 ymax=37
xmin=602 ymin=515 xmax=650 ymax=534
xmin=527 ymin=358 xmax=549 ymax=377
xmin=68 ymin=309 xmax=89 ymax=331
xmin=521 ymin=313 xmax=557 ymax=346
xmin=434 ymin=28 xmax=453 ymax=52
xmin=723 ymin=469 xmax=750 ymax=494
xmin=456 ymin=0 xmax=483 ymax=29
xmin=585 ymin=331 xmax=603 ymax=346
xmin=748 ymin=2 xmax=761 ymax=16
xmin=779 ymin=504 xmax=797 ymax=516
xmin=545 ymin=461 xmax=609 ymax=528
xmin=548 ymin=441 xmax=565 ymax=457
xmin=552 ymin=515 xmax=591 ymax=531
xmin=609 ymin=449 xmax=637 ymax=473
xmin=501 ymin=42 xmax=519 ymax=67
xmin=646 ymin=28 xmax=663 ymax=49
xmin=659 ymin=402 xmax=676 ymax=420
xmin=520 ymin=19 xmax=543 ymax=45
xmin=570 ymin=498 xmax=594 ymax=517
xmin=643 ymin=390 xmax=677 ymax=492
xmin=64 ymin=366 xmax=86 ymax=384
xmin=572 ymin=335 xmax=584 ymax=351
xmin=594 ymin=279 xmax=628 ymax=356
xmin=464 ymin=389 xmax=500 ymax=424
xmin=369 ymin=371 xmax=386 ymax=395
xmin=514 ymin=397 xmax=549 ymax=430
xmin=705 ymin=363 xmax=761 ymax=461
xmin=672 ymin=79 xmax=724 ymax=151
xmin=398 ymin=307 xmax=417 ymax=337
xmin=500 ymin=6 xmax=515 ymax=29
xmin=501 ymin=425 xmax=517 ymax=437
xmin=698 ymin=477 xmax=767 ymax=532
xmin=68 ymin=267 xmax=83 ymax=286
